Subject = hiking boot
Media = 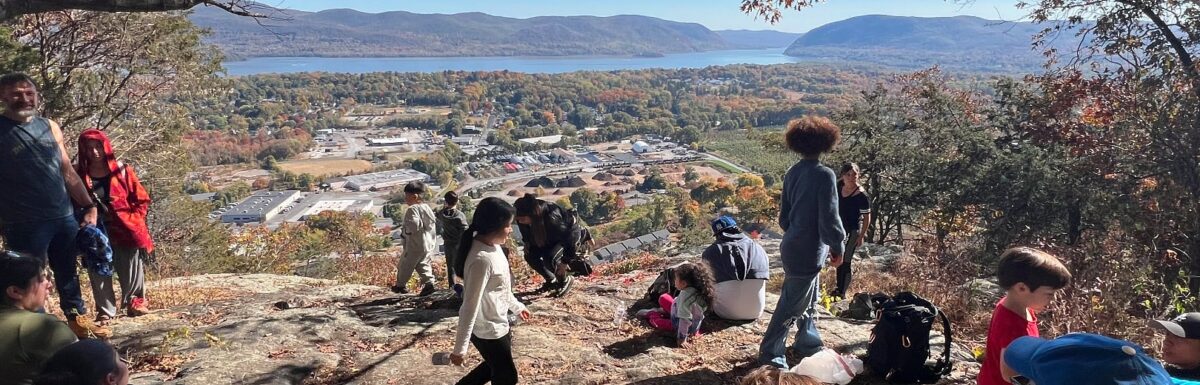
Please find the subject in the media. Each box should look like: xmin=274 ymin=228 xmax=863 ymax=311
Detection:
xmin=68 ymin=315 xmax=112 ymax=340
xmin=127 ymin=297 xmax=151 ymax=317
xmin=390 ymin=285 xmax=408 ymax=294
xmin=418 ymin=283 xmax=437 ymax=297
xmin=95 ymin=314 xmax=112 ymax=325
xmin=554 ymin=276 xmax=574 ymax=298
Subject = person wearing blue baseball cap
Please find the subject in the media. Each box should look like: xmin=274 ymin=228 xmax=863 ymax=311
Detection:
xmin=702 ymin=215 xmax=769 ymax=321
xmin=1002 ymin=333 xmax=1174 ymax=385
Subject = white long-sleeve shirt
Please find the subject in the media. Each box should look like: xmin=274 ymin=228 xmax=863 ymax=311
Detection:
xmin=453 ymin=240 xmax=527 ymax=356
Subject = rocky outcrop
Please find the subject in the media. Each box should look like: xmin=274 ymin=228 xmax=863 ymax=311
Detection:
xmin=113 ymin=245 xmax=978 ymax=384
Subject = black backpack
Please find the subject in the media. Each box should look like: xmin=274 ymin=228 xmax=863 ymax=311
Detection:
xmin=842 ymin=292 xmax=890 ymax=321
xmin=864 ymin=292 xmax=953 ymax=384
xmin=643 ymin=263 xmax=685 ymax=301
xmin=564 ymin=210 xmax=595 ymax=277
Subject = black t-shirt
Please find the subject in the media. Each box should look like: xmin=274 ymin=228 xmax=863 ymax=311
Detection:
xmin=837 ymin=181 xmax=871 ymax=232
xmin=1168 ymin=365 xmax=1200 ymax=381
xmin=90 ymin=175 xmax=112 ymax=220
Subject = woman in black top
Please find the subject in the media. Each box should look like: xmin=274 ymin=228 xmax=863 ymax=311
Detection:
xmin=832 ymin=163 xmax=871 ymax=298
xmin=513 ymin=194 xmax=581 ymax=297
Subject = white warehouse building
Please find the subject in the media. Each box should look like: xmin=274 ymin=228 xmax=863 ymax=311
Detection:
xmin=344 ymin=169 xmax=431 ymax=191
xmin=220 ymin=190 xmax=302 ymax=224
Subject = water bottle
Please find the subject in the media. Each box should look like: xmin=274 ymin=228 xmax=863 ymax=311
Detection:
xmin=613 ymin=301 xmax=626 ymax=327
xmin=508 ymin=312 xmax=522 ymax=326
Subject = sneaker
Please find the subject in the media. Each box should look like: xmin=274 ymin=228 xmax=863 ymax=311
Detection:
xmin=538 ymin=281 xmax=557 ymax=293
xmin=554 ymin=276 xmax=574 ymax=298
xmin=127 ymin=297 xmax=150 ymax=317
xmin=390 ymin=285 xmax=408 ymax=294
xmin=68 ymin=315 xmax=112 ymax=340
xmin=418 ymin=283 xmax=437 ymax=297
xmin=95 ymin=314 xmax=113 ymax=325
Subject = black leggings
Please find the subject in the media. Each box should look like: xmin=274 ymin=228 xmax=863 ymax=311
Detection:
xmin=456 ymin=333 xmax=517 ymax=385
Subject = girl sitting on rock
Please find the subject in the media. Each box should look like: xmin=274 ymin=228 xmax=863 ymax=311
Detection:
xmin=637 ymin=262 xmax=716 ymax=347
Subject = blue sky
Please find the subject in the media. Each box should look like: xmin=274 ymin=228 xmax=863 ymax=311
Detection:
xmin=262 ymin=0 xmax=1027 ymax=33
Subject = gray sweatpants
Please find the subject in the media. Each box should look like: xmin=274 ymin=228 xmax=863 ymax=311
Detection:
xmin=88 ymin=246 xmax=147 ymax=319
xmin=395 ymin=250 xmax=436 ymax=290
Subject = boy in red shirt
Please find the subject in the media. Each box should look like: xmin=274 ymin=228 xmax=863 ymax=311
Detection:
xmin=977 ymin=247 xmax=1071 ymax=385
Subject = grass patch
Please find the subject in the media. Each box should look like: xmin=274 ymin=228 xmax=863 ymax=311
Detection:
xmin=277 ymin=158 xmax=372 ymax=177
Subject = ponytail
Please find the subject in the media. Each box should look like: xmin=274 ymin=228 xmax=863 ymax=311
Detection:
xmin=454 ymin=224 xmax=477 ymax=279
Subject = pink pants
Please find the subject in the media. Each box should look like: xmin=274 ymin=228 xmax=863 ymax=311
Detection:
xmin=647 ymin=293 xmax=675 ymax=332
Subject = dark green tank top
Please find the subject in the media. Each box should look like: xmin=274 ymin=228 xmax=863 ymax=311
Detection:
xmin=0 ymin=116 xmax=73 ymax=224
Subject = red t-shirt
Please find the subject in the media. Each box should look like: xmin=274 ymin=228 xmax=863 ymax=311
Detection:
xmin=977 ymin=297 xmax=1038 ymax=385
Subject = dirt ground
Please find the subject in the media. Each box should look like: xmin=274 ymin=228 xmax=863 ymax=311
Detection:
xmin=277 ymin=159 xmax=373 ymax=177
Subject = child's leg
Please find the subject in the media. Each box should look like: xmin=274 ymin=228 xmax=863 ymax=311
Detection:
xmin=647 ymin=311 xmax=675 ymax=332
xmin=658 ymin=293 xmax=674 ymax=311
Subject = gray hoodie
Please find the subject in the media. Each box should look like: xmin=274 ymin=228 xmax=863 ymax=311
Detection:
xmin=702 ymin=229 xmax=770 ymax=283
xmin=778 ymin=159 xmax=846 ymax=277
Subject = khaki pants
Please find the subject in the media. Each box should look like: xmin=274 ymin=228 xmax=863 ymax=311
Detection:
xmin=88 ymin=246 xmax=147 ymax=318
xmin=395 ymin=250 xmax=436 ymax=290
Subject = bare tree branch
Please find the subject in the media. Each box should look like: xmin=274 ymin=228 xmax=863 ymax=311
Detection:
xmin=0 ymin=0 xmax=268 ymax=21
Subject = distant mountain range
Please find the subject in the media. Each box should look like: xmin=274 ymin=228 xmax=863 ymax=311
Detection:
xmin=194 ymin=7 xmax=1073 ymax=72
xmin=784 ymin=15 xmax=1076 ymax=71
xmin=191 ymin=7 xmax=733 ymax=58
xmin=716 ymin=30 xmax=803 ymax=49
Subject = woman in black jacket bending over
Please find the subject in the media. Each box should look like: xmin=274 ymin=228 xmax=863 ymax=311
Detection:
xmin=514 ymin=194 xmax=580 ymax=297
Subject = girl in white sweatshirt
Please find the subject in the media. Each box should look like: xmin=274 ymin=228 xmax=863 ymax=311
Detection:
xmin=449 ymin=197 xmax=530 ymax=385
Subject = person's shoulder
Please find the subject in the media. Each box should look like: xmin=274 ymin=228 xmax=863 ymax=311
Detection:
xmin=10 ymin=310 xmax=71 ymax=335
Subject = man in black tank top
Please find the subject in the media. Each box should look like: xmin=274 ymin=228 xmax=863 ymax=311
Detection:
xmin=0 ymin=72 xmax=110 ymax=339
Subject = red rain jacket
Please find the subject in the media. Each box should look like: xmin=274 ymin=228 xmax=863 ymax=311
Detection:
xmin=75 ymin=129 xmax=154 ymax=252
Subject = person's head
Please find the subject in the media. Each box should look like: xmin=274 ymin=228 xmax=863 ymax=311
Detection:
xmin=1151 ymin=313 xmax=1200 ymax=369
xmin=454 ymin=197 xmax=515 ymax=279
xmin=711 ymin=215 xmax=738 ymax=237
xmin=77 ymin=129 xmax=114 ymax=173
xmin=784 ymin=116 xmax=841 ymax=158
xmin=35 ymin=340 xmax=129 ymax=385
xmin=1 ymin=250 xmax=51 ymax=311
xmin=839 ymin=163 xmax=861 ymax=185
xmin=997 ymin=247 xmax=1071 ymax=312
xmin=740 ymin=366 xmax=822 ymax=385
xmin=0 ymin=72 xmax=39 ymax=120
xmin=1002 ymin=333 xmax=1171 ymax=385
xmin=673 ymin=262 xmax=716 ymax=306
xmin=403 ymin=181 xmax=425 ymax=204
xmin=513 ymin=193 xmax=542 ymax=225
xmin=444 ymin=191 xmax=460 ymax=208
xmin=513 ymin=193 xmax=551 ymax=246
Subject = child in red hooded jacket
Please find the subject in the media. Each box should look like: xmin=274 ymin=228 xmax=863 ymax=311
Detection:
xmin=75 ymin=129 xmax=153 ymax=321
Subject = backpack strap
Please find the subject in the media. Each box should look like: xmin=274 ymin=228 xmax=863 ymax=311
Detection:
xmin=931 ymin=305 xmax=954 ymax=375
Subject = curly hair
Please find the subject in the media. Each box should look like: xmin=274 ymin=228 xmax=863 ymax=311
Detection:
xmin=740 ymin=366 xmax=822 ymax=385
xmin=784 ymin=116 xmax=841 ymax=157
xmin=676 ymin=262 xmax=717 ymax=306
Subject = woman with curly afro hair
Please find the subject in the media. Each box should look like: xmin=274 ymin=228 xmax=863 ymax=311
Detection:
xmin=758 ymin=116 xmax=848 ymax=369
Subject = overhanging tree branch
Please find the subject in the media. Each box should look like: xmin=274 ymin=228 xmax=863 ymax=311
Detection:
xmin=0 ymin=0 xmax=267 ymax=21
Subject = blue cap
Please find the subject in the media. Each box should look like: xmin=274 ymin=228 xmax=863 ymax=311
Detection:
xmin=711 ymin=216 xmax=737 ymax=235
xmin=1004 ymin=333 xmax=1173 ymax=385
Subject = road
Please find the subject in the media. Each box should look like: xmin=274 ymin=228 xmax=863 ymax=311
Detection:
xmin=700 ymin=153 xmax=751 ymax=173
xmin=337 ymin=132 xmax=363 ymax=159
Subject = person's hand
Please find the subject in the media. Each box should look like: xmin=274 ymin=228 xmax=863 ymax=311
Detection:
xmin=518 ymin=309 xmax=532 ymax=321
xmin=450 ymin=353 xmax=464 ymax=366
xmin=81 ymin=206 xmax=98 ymax=228
xmin=828 ymin=252 xmax=844 ymax=268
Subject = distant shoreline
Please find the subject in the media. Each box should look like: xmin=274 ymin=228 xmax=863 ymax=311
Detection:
xmin=220 ymin=47 xmax=790 ymax=63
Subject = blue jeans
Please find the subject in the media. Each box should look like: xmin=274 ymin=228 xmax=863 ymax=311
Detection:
xmin=758 ymin=273 xmax=824 ymax=369
xmin=2 ymin=215 xmax=86 ymax=315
